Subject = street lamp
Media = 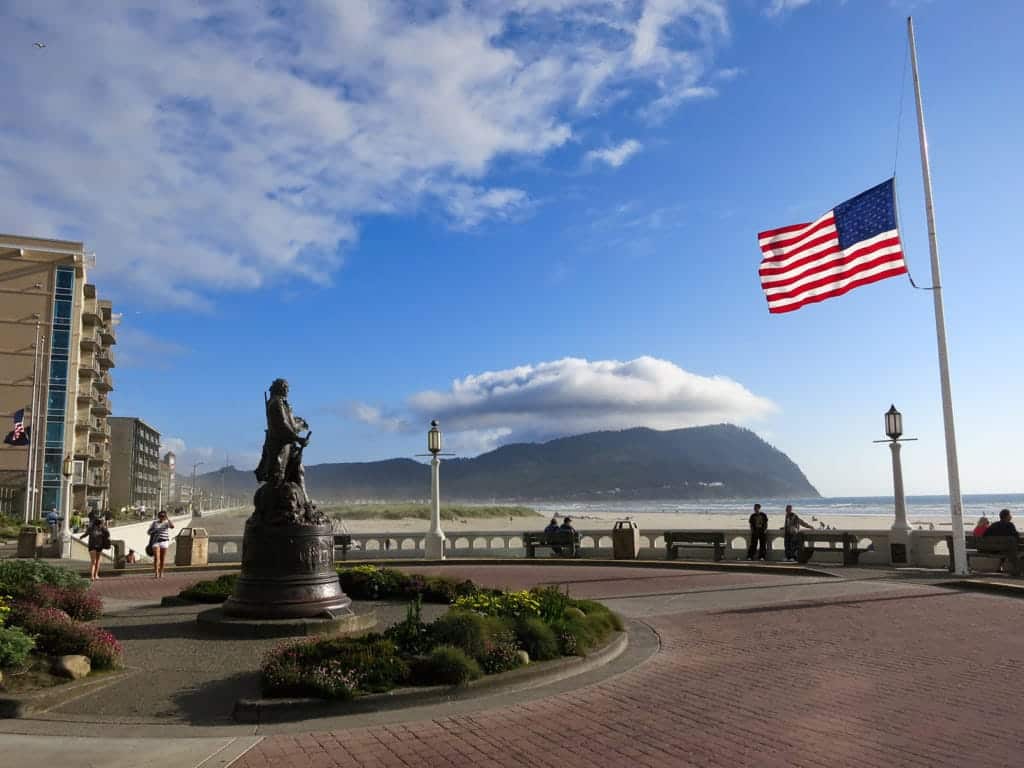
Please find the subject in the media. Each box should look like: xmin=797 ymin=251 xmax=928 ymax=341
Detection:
xmin=875 ymin=405 xmax=916 ymax=563
xmin=419 ymin=420 xmax=453 ymax=560
xmin=60 ymin=454 xmax=74 ymax=559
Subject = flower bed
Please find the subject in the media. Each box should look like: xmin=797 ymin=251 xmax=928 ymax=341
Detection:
xmin=0 ymin=562 xmax=122 ymax=682
xmin=179 ymin=574 xmax=238 ymax=603
xmin=260 ymin=580 xmax=623 ymax=700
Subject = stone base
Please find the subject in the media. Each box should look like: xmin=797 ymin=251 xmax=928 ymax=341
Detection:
xmin=222 ymin=517 xmax=351 ymax=619
xmin=197 ymin=605 xmax=376 ymax=639
xmin=424 ymin=532 xmax=446 ymax=560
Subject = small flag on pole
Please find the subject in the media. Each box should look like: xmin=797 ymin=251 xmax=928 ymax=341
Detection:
xmin=4 ymin=408 xmax=30 ymax=446
xmin=758 ymin=178 xmax=907 ymax=314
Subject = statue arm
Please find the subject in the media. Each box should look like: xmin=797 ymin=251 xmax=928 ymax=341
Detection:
xmin=268 ymin=399 xmax=303 ymax=442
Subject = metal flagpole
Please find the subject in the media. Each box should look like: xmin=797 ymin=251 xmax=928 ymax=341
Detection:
xmin=24 ymin=322 xmax=42 ymax=524
xmin=907 ymin=16 xmax=967 ymax=575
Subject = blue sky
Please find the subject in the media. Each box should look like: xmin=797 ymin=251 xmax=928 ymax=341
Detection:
xmin=3 ymin=0 xmax=1021 ymax=497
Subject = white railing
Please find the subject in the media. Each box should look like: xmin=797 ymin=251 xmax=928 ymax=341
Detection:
xmin=203 ymin=526 xmax=955 ymax=567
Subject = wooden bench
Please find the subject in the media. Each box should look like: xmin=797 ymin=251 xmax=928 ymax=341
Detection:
xmin=664 ymin=531 xmax=725 ymax=561
xmin=523 ymin=530 xmax=581 ymax=558
xmin=796 ymin=532 xmax=866 ymax=565
xmin=333 ymin=534 xmax=353 ymax=561
xmin=946 ymin=534 xmax=1024 ymax=576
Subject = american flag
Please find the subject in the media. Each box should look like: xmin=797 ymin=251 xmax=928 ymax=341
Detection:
xmin=4 ymin=408 xmax=29 ymax=446
xmin=758 ymin=178 xmax=907 ymax=314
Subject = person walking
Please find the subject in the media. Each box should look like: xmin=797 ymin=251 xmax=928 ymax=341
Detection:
xmin=147 ymin=510 xmax=175 ymax=579
xmin=783 ymin=504 xmax=813 ymax=562
xmin=748 ymin=503 xmax=769 ymax=561
xmin=79 ymin=513 xmax=109 ymax=581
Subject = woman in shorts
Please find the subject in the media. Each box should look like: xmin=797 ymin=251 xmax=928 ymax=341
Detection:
xmin=147 ymin=510 xmax=175 ymax=578
xmin=80 ymin=513 xmax=108 ymax=581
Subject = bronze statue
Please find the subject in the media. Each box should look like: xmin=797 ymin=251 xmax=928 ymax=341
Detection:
xmin=223 ymin=378 xmax=349 ymax=619
xmin=252 ymin=378 xmax=325 ymax=526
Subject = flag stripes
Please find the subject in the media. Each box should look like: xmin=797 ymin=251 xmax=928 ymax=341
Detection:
xmin=757 ymin=179 xmax=907 ymax=314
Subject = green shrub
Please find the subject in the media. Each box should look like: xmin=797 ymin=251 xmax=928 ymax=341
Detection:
xmin=563 ymin=606 xmax=586 ymax=621
xmin=531 ymin=585 xmax=571 ymax=623
xmin=383 ymin=596 xmax=433 ymax=656
xmin=514 ymin=616 xmax=560 ymax=661
xmin=178 ymin=574 xmax=238 ymax=603
xmin=410 ymin=646 xmax=481 ymax=686
xmin=0 ymin=625 xmax=35 ymax=668
xmin=0 ymin=560 xmax=88 ymax=598
xmin=261 ymin=634 xmax=407 ymax=698
xmin=428 ymin=610 xmax=491 ymax=660
xmin=337 ymin=565 xmax=410 ymax=600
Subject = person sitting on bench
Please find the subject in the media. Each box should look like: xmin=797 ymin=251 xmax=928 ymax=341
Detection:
xmin=544 ymin=517 xmax=560 ymax=536
xmin=984 ymin=509 xmax=1018 ymax=538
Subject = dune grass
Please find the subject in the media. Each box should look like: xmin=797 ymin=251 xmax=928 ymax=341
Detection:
xmin=324 ymin=503 xmax=540 ymax=522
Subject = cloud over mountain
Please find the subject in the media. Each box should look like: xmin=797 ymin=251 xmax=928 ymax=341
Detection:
xmin=387 ymin=356 xmax=776 ymax=453
xmin=1 ymin=1 xmax=730 ymax=307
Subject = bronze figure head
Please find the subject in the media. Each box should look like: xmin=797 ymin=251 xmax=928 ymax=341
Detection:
xmin=270 ymin=378 xmax=289 ymax=397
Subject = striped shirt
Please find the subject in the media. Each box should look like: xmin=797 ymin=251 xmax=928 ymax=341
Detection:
xmin=147 ymin=520 xmax=173 ymax=543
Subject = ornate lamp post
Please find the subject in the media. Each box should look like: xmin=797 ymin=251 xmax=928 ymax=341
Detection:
xmin=60 ymin=454 xmax=74 ymax=559
xmin=424 ymin=420 xmax=447 ymax=560
xmin=876 ymin=405 xmax=916 ymax=564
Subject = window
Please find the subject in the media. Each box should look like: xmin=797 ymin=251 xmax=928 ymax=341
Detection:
xmin=56 ymin=269 xmax=73 ymax=291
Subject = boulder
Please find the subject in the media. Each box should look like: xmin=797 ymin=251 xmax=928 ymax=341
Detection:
xmin=516 ymin=650 xmax=530 ymax=666
xmin=53 ymin=654 xmax=91 ymax=680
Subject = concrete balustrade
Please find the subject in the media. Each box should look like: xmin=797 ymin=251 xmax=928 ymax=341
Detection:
xmin=201 ymin=526 xmax=959 ymax=567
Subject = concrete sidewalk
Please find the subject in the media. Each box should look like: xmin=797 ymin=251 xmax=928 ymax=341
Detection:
xmin=0 ymin=734 xmax=261 ymax=768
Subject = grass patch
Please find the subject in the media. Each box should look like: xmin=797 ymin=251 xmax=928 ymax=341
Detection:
xmin=324 ymin=503 xmax=540 ymax=522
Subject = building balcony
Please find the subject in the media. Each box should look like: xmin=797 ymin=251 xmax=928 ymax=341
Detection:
xmin=98 ymin=347 xmax=115 ymax=368
xmin=80 ymin=334 xmax=99 ymax=351
xmin=89 ymin=421 xmax=110 ymax=439
xmin=95 ymin=373 xmax=113 ymax=392
xmin=78 ymin=362 xmax=99 ymax=379
xmin=86 ymin=473 xmax=108 ymax=488
xmin=91 ymin=397 xmax=111 ymax=416
xmin=100 ymin=326 xmax=116 ymax=345
xmin=75 ymin=415 xmax=91 ymax=431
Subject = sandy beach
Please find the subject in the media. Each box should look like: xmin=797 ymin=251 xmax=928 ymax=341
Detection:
xmin=198 ymin=505 xmax=955 ymax=537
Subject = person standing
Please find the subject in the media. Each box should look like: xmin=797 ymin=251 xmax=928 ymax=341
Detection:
xmin=79 ymin=513 xmax=109 ymax=581
xmin=783 ymin=504 xmax=813 ymax=562
xmin=748 ymin=503 xmax=769 ymax=561
xmin=147 ymin=510 xmax=175 ymax=579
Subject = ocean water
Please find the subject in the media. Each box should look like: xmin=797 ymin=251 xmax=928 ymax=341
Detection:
xmin=533 ymin=493 xmax=1024 ymax=524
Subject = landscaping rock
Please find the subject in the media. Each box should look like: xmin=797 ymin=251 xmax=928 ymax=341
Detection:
xmin=53 ymin=654 xmax=91 ymax=680
xmin=516 ymin=650 xmax=530 ymax=666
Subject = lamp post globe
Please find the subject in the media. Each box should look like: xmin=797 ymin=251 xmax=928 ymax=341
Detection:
xmin=885 ymin=405 xmax=902 ymax=441
xmin=428 ymin=420 xmax=441 ymax=455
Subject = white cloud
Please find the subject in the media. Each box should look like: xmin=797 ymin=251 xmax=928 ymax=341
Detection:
xmin=349 ymin=403 xmax=407 ymax=433
xmin=764 ymin=0 xmax=814 ymax=16
xmin=406 ymin=356 xmax=777 ymax=448
xmin=160 ymin=437 xmax=186 ymax=456
xmin=586 ymin=139 xmax=644 ymax=168
xmin=0 ymin=1 xmax=731 ymax=307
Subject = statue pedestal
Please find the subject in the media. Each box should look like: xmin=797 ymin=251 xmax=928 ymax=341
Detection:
xmin=223 ymin=518 xmax=351 ymax=619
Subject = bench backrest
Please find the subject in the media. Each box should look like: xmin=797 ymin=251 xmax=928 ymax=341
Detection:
xmin=525 ymin=530 xmax=578 ymax=545
xmin=976 ymin=535 xmax=1021 ymax=554
xmin=664 ymin=531 xmax=724 ymax=544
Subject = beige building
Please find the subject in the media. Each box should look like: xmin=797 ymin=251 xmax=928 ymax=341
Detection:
xmin=109 ymin=417 xmax=161 ymax=514
xmin=0 ymin=234 xmax=116 ymax=520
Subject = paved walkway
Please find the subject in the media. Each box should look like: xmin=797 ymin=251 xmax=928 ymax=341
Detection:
xmin=2 ymin=563 xmax=1023 ymax=767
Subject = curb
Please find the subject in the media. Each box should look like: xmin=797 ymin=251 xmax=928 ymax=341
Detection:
xmin=0 ymin=667 xmax=131 ymax=719
xmin=938 ymin=579 xmax=1024 ymax=597
xmin=233 ymin=624 xmax=631 ymax=724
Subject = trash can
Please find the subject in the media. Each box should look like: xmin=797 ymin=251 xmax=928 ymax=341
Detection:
xmin=612 ymin=520 xmax=640 ymax=560
xmin=174 ymin=527 xmax=209 ymax=566
xmin=17 ymin=526 xmax=45 ymax=558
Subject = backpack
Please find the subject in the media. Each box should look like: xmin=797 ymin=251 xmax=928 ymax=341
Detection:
xmin=101 ymin=528 xmax=112 ymax=550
